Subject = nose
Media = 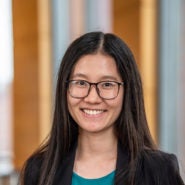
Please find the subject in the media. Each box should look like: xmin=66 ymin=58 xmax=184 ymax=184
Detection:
xmin=84 ymin=85 xmax=102 ymax=103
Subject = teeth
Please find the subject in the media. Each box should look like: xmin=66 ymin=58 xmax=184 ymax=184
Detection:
xmin=83 ymin=109 xmax=104 ymax=115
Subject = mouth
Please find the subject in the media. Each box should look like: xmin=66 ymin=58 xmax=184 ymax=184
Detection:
xmin=81 ymin=109 xmax=106 ymax=116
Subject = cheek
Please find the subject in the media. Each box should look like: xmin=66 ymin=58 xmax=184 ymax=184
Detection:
xmin=67 ymin=94 xmax=73 ymax=112
xmin=67 ymin=93 xmax=80 ymax=113
xmin=116 ymin=88 xmax=124 ymax=105
xmin=114 ymin=90 xmax=124 ymax=113
xmin=114 ymin=99 xmax=123 ymax=114
xmin=112 ymin=98 xmax=123 ymax=124
xmin=106 ymin=95 xmax=123 ymax=119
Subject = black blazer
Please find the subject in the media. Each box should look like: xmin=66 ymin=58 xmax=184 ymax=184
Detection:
xmin=24 ymin=144 xmax=184 ymax=185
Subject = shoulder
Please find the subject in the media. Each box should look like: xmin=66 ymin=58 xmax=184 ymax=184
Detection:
xmin=141 ymin=149 xmax=179 ymax=169
xmin=20 ymin=153 xmax=44 ymax=185
xmin=136 ymin=149 xmax=184 ymax=184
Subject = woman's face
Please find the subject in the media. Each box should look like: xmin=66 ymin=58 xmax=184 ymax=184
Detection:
xmin=67 ymin=53 xmax=124 ymax=135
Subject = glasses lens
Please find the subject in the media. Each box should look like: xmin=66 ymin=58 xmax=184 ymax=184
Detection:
xmin=98 ymin=81 xmax=119 ymax=99
xmin=68 ymin=80 xmax=89 ymax=98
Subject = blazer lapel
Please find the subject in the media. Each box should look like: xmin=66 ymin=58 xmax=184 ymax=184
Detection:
xmin=54 ymin=143 xmax=77 ymax=185
xmin=115 ymin=143 xmax=129 ymax=185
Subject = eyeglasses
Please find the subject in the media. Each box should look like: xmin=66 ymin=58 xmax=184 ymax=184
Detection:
xmin=67 ymin=80 xmax=124 ymax=100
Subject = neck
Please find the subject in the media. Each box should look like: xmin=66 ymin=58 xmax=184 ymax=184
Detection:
xmin=74 ymin=129 xmax=118 ymax=177
xmin=76 ymin=129 xmax=118 ymax=160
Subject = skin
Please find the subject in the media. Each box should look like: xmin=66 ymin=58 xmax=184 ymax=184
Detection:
xmin=67 ymin=53 xmax=124 ymax=178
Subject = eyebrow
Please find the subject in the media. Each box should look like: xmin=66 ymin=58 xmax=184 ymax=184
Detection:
xmin=71 ymin=73 xmax=120 ymax=81
xmin=71 ymin=73 xmax=87 ymax=79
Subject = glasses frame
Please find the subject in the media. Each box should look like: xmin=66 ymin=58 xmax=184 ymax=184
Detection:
xmin=67 ymin=80 xmax=124 ymax=100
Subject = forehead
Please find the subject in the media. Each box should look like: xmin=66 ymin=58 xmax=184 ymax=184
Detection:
xmin=70 ymin=53 xmax=121 ymax=81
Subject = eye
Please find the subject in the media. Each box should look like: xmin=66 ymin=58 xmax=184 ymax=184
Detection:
xmin=73 ymin=80 xmax=88 ymax=88
xmin=101 ymin=82 xmax=116 ymax=89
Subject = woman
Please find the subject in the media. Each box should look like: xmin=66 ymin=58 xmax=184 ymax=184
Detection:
xmin=21 ymin=32 xmax=184 ymax=185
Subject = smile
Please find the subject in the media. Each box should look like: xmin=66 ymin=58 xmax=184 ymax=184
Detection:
xmin=82 ymin=109 xmax=105 ymax=115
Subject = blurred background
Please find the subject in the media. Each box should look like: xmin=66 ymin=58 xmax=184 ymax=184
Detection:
xmin=0 ymin=0 xmax=185 ymax=184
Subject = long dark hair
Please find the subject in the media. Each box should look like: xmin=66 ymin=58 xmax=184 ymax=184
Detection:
xmin=21 ymin=32 xmax=156 ymax=185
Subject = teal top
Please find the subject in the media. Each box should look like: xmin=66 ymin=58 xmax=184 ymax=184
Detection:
xmin=71 ymin=171 xmax=115 ymax=185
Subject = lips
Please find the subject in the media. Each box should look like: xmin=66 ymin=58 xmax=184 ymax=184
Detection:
xmin=81 ymin=109 xmax=106 ymax=115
